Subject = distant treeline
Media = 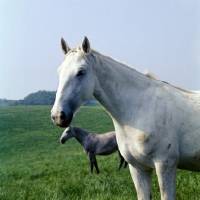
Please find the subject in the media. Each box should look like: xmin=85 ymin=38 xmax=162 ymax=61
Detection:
xmin=0 ymin=90 xmax=100 ymax=106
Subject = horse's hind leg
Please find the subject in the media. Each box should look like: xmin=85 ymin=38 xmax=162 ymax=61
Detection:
xmin=129 ymin=165 xmax=153 ymax=200
xmin=124 ymin=161 xmax=128 ymax=168
xmin=118 ymin=150 xmax=126 ymax=170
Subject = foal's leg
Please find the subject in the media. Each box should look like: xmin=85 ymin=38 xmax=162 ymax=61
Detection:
xmin=88 ymin=153 xmax=94 ymax=174
xmin=88 ymin=153 xmax=100 ymax=174
xmin=155 ymin=160 xmax=177 ymax=200
xmin=118 ymin=150 xmax=126 ymax=170
xmin=93 ymin=156 xmax=100 ymax=174
xmin=124 ymin=161 xmax=128 ymax=168
xmin=129 ymin=165 xmax=153 ymax=200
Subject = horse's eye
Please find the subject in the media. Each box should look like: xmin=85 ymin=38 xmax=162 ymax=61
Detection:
xmin=76 ymin=70 xmax=85 ymax=77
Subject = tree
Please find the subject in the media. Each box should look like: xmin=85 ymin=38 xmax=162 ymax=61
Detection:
xmin=0 ymin=91 xmax=100 ymax=106
xmin=23 ymin=90 xmax=56 ymax=105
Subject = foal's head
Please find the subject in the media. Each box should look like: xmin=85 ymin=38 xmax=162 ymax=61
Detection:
xmin=60 ymin=126 xmax=75 ymax=144
xmin=51 ymin=37 xmax=96 ymax=127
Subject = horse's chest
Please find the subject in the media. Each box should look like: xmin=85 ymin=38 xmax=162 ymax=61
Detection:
xmin=116 ymin=130 xmax=155 ymax=169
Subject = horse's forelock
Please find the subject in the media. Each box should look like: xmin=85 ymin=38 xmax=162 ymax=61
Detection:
xmin=64 ymin=46 xmax=93 ymax=64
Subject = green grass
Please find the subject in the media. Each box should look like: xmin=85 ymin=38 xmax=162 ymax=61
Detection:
xmin=0 ymin=106 xmax=200 ymax=199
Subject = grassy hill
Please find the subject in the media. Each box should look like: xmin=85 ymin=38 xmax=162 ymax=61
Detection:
xmin=0 ymin=106 xmax=200 ymax=199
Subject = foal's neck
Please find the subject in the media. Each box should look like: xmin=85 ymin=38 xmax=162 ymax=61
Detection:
xmin=72 ymin=127 xmax=90 ymax=146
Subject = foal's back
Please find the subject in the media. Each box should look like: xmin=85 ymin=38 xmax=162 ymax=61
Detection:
xmin=86 ymin=131 xmax=118 ymax=155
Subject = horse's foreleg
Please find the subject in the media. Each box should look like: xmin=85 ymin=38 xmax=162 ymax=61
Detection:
xmin=129 ymin=165 xmax=153 ymax=200
xmin=88 ymin=153 xmax=99 ymax=174
xmin=88 ymin=153 xmax=94 ymax=174
xmin=155 ymin=160 xmax=177 ymax=200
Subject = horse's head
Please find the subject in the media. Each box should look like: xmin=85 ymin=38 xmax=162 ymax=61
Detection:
xmin=60 ymin=126 xmax=75 ymax=144
xmin=51 ymin=37 xmax=95 ymax=127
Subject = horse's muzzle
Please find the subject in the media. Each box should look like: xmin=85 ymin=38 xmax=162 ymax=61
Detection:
xmin=60 ymin=137 xmax=66 ymax=144
xmin=51 ymin=111 xmax=73 ymax=127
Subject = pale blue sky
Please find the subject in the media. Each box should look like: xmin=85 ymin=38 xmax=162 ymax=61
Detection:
xmin=0 ymin=0 xmax=200 ymax=99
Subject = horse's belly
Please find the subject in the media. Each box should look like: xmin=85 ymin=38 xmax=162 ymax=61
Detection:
xmin=178 ymin=149 xmax=200 ymax=171
xmin=178 ymin=159 xmax=200 ymax=171
xmin=178 ymin=129 xmax=200 ymax=171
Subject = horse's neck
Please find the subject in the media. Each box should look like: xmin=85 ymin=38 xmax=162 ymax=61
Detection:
xmin=72 ymin=127 xmax=90 ymax=146
xmin=92 ymin=53 xmax=154 ymax=121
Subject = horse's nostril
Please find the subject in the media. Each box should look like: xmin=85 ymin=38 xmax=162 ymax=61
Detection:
xmin=60 ymin=111 xmax=66 ymax=119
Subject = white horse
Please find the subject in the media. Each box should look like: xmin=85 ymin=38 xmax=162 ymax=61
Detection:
xmin=51 ymin=37 xmax=200 ymax=200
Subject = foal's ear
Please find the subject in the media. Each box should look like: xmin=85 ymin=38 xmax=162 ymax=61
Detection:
xmin=81 ymin=36 xmax=90 ymax=54
xmin=60 ymin=37 xmax=70 ymax=55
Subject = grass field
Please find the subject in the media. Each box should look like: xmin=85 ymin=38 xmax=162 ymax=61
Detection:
xmin=0 ymin=106 xmax=200 ymax=199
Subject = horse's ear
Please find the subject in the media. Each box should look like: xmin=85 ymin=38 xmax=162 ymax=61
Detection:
xmin=81 ymin=36 xmax=90 ymax=54
xmin=61 ymin=37 xmax=70 ymax=55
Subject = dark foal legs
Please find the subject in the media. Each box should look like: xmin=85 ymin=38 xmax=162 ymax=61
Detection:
xmin=94 ymin=157 xmax=100 ymax=174
xmin=88 ymin=153 xmax=100 ymax=174
xmin=118 ymin=151 xmax=128 ymax=170
xmin=124 ymin=160 xmax=128 ymax=168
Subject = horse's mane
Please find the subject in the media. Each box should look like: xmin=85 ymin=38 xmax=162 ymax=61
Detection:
xmin=67 ymin=46 xmax=197 ymax=95
xmin=144 ymin=71 xmax=197 ymax=94
xmin=92 ymin=50 xmax=198 ymax=94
